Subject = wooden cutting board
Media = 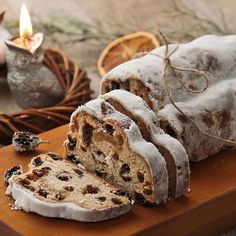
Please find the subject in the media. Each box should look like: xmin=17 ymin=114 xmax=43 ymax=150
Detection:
xmin=0 ymin=124 xmax=236 ymax=236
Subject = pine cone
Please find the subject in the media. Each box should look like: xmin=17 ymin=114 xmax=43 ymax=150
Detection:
xmin=12 ymin=131 xmax=49 ymax=152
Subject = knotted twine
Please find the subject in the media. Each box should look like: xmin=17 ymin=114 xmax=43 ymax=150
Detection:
xmin=137 ymin=31 xmax=236 ymax=147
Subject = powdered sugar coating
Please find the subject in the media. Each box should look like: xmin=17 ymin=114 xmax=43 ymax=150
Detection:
xmin=158 ymin=78 xmax=236 ymax=161
xmin=6 ymin=153 xmax=132 ymax=222
xmin=152 ymin=133 xmax=190 ymax=197
xmin=101 ymin=35 xmax=236 ymax=111
xmin=101 ymin=90 xmax=190 ymax=198
xmin=101 ymin=90 xmax=162 ymax=130
xmin=6 ymin=179 xmax=131 ymax=222
xmin=72 ymin=99 xmax=169 ymax=204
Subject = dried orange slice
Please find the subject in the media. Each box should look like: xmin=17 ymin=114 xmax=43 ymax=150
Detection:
xmin=97 ymin=31 xmax=160 ymax=76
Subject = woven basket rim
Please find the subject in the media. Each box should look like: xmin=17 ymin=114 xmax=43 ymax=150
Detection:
xmin=0 ymin=48 xmax=93 ymax=145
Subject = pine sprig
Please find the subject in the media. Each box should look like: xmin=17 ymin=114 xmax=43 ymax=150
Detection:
xmin=4 ymin=4 xmax=232 ymax=67
xmin=162 ymin=0 xmax=232 ymax=41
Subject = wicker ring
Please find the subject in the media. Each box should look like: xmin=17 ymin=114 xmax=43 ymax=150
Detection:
xmin=0 ymin=48 xmax=93 ymax=145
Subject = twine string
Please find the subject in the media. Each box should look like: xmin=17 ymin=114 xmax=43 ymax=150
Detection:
xmin=144 ymin=31 xmax=236 ymax=147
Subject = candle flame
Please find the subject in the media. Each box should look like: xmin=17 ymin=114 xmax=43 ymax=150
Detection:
xmin=20 ymin=4 xmax=33 ymax=38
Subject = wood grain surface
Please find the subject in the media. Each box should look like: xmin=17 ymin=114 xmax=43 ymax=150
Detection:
xmin=1 ymin=1 xmax=236 ymax=235
xmin=0 ymin=125 xmax=236 ymax=236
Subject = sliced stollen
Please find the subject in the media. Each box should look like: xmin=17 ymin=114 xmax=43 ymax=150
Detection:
xmin=101 ymin=90 xmax=190 ymax=199
xmin=101 ymin=35 xmax=236 ymax=111
xmin=157 ymin=79 xmax=236 ymax=161
xmin=6 ymin=153 xmax=132 ymax=222
xmin=65 ymin=99 xmax=169 ymax=205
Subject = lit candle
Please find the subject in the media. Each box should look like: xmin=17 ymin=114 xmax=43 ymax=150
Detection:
xmin=5 ymin=4 xmax=64 ymax=109
xmin=20 ymin=3 xmax=33 ymax=38
xmin=7 ymin=4 xmax=43 ymax=54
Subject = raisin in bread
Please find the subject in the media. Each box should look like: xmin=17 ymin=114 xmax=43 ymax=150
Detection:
xmin=6 ymin=153 xmax=132 ymax=222
xmin=101 ymin=35 xmax=236 ymax=111
xmin=157 ymin=79 xmax=236 ymax=161
xmin=101 ymin=90 xmax=190 ymax=199
xmin=65 ymin=99 xmax=168 ymax=205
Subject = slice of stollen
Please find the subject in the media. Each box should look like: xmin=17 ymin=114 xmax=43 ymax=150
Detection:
xmin=65 ymin=99 xmax=168 ymax=205
xmin=6 ymin=152 xmax=132 ymax=222
xmin=101 ymin=90 xmax=190 ymax=199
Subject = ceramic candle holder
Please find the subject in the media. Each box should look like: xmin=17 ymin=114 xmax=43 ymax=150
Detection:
xmin=5 ymin=33 xmax=64 ymax=109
